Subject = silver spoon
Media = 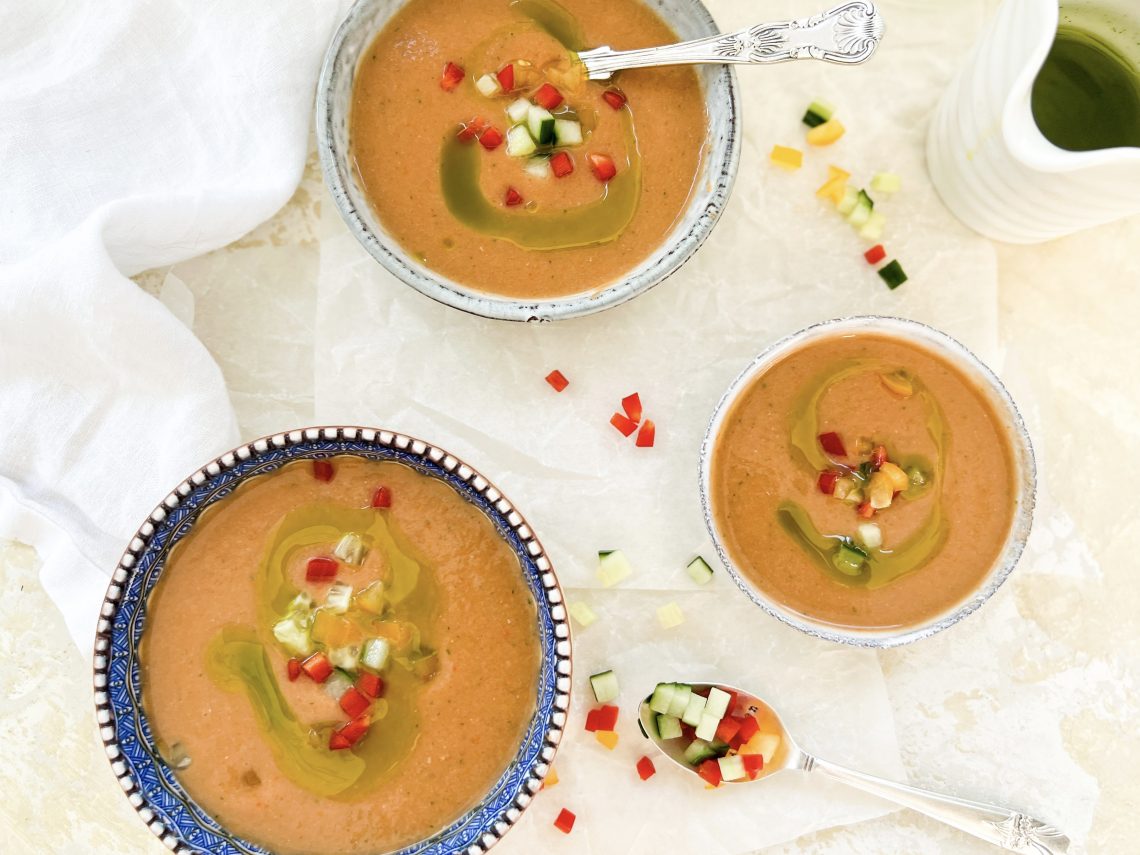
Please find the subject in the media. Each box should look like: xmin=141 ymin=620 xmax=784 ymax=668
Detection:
xmin=577 ymin=1 xmax=885 ymax=80
xmin=638 ymin=681 xmax=1070 ymax=854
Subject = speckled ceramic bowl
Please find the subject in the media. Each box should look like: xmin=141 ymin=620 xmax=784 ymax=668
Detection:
xmin=699 ymin=317 xmax=1037 ymax=648
xmin=94 ymin=426 xmax=571 ymax=855
xmin=316 ymin=0 xmax=741 ymax=322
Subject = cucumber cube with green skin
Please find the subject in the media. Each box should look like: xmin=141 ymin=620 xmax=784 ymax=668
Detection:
xmin=507 ymin=97 xmax=531 ymax=123
xmin=527 ymin=105 xmax=555 ymax=145
xmin=695 ymin=710 xmax=720 ymax=741
xmin=666 ymin=683 xmax=692 ymax=718
xmin=505 ymin=124 xmax=536 ymax=157
xmin=681 ymin=692 xmax=707 ymax=726
xmin=657 ymin=714 xmax=683 ymax=740
xmin=524 ymin=157 xmax=552 ymax=179
xmin=683 ymin=739 xmax=717 ymax=765
xmin=718 ymin=754 xmax=746 ymax=782
xmin=705 ymin=687 xmax=731 ymax=719
xmin=802 ymin=100 xmax=835 ymax=127
xmin=837 ymin=186 xmax=860 ymax=215
xmin=832 ymin=542 xmax=868 ymax=576
xmin=553 ymin=118 xmax=582 ymax=146
xmin=596 ymin=549 xmax=633 ymax=587
xmin=878 ymin=259 xmax=908 ymax=290
xmin=686 ymin=556 xmax=714 ymax=585
xmin=361 ymin=637 xmax=390 ymax=671
xmin=649 ymin=682 xmax=676 ymax=715
xmin=589 ymin=669 xmax=620 ymax=704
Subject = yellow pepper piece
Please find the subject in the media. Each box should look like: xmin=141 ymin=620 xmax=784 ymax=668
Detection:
xmin=827 ymin=165 xmax=851 ymax=181
xmin=815 ymin=174 xmax=849 ymax=204
xmin=769 ymin=144 xmax=803 ymax=170
xmin=880 ymin=462 xmax=911 ymax=492
xmin=806 ymin=119 xmax=846 ymax=146
xmin=543 ymin=766 xmax=559 ymax=788
xmin=595 ymin=730 xmax=620 ymax=750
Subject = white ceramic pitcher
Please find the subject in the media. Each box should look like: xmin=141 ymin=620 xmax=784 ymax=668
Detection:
xmin=928 ymin=0 xmax=1140 ymax=243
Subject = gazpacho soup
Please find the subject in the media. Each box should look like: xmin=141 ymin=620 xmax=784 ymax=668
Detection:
xmin=141 ymin=455 xmax=541 ymax=855
xmin=350 ymin=0 xmax=708 ymax=299
xmin=710 ymin=332 xmax=1019 ymax=632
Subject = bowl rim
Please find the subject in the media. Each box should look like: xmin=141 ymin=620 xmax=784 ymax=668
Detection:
xmin=698 ymin=316 xmax=1038 ymax=648
xmin=315 ymin=0 xmax=742 ymax=322
xmin=92 ymin=425 xmax=571 ymax=855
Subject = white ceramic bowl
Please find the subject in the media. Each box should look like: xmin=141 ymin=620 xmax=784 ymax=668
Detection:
xmin=316 ymin=0 xmax=741 ymax=322
xmin=699 ymin=317 xmax=1037 ymax=647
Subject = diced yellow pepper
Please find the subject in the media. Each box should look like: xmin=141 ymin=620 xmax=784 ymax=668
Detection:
xmin=815 ymin=174 xmax=849 ymax=204
xmin=656 ymin=602 xmax=685 ymax=629
xmin=595 ymin=730 xmax=620 ymax=750
xmin=355 ymin=581 xmax=385 ymax=615
xmin=310 ymin=611 xmax=364 ymax=647
xmin=880 ymin=462 xmax=911 ymax=492
xmin=827 ymin=165 xmax=851 ymax=181
xmin=543 ymin=766 xmax=559 ymax=788
xmin=806 ymin=119 xmax=846 ymax=146
xmin=569 ymin=601 xmax=597 ymax=628
xmin=769 ymin=144 xmax=803 ymax=170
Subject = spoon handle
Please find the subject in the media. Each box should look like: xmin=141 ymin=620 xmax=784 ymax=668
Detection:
xmin=576 ymin=1 xmax=884 ymax=80
xmin=804 ymin=754 xmax=1069 ymax=853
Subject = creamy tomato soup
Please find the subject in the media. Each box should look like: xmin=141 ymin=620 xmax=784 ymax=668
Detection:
xmin=350 ymin=0 xmax=707 ymax=299
xmin=710 ymin=333 xmax=1017 ymax=631
xmin=142 ymin=456 xmax=540 ymax=855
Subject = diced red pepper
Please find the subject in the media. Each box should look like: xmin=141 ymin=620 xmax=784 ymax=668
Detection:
xmin=680 ymin=722 xmax=696 ymax=741
xmin=496 ymin=63 xmax=515 ymax=92
xmin=545 ymin=369 xmax=569 ymax=392
xmin=440 ymin=61 xmax=465 ymax=92
xmin=621 ymin=392 xmax=642 ymax=423
xmin=742 ymin=753 xmax=765 ymax=779
xmin=857 ymin=501 xmax=876 ymax=519
xmin=329 ymin=731 xmax=352 ymax=751
xmin=371 ymin=486 xmax=392 ymax=509
xmin=724 ymin=691 xmax=741 ymax=717
xmin=864 ymin=244 xmax=886 ymax=265
xmin=300 ymin=652 xmax=333 ymax=683
xmin=356 ymin=672 xmax=385 ymax=699
xmin=635 ymin=419 xmax=656 ymax=448
xmin=697 ymin=758 xmax=723 ymax=787
xmin=306 ymin=556 xmax=338 ymax=582
xmin=817 ymin=470 xmax=839 ymax=495
xmin=479 ymin=125 xmax=503 ymax=150
xmin=532 ymin=83 xmax=564 ymax=110
xmin=550 ymin=151 xmax=574 ymax=178
xmin=553 ymin=808 xmax=576 ymax=834
xmin=601 ymin=88 xmax=627 ymax=110
xmin=286 ymin=658 xmax=302 ymax=682
xmin=584 ymin=704 xmax=619 ymax=732
xmin=735 ymin=714 xmax=760 ymax=746
xmin=312 ymin=460 xmax=335 ymax=482
xmin=339 ymin=686 xmax=371 ymax=719
xmin=587 ymin=153 xmax=617 ymax=182
xmin=636 ymin=756 xmax=656 ymax=780
xmin=715 ymin=716 xmax=742 ymax=744
xmin=870 ymin=445 xmax=888 ymax=469
xmin=331 ymin=714 xmax=371 ymax=750
xmin=456 ymin=116 xmax=486 ymax=143
xmin=610 ymin=412 xmax=638 ymax=437
xmin=817 ymin=432 xmax=847 ymax=457
xmin=504 ymin=186 xmax=524 ymax=206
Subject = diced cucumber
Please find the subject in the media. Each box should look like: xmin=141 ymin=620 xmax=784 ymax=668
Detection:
xmin=323 ymin=670 xmax=353 ymax=701
xmin=710 ymin=738 xmax=732 ymax=758
xmin=859 ymin=210 xmax=885 ymax=240
xmin=856 ymin=522 xmax=883 ymax=550
xmin=649 ymin=682 xmax=677 ymax=714
xmin=685 ymin=555 xmax=714 ymax=585
xmin=695 ymin=710 xmax=720 ymax=742
xmin=836 ymin=185 xmax=860 ymax=215
xmin=878 ymin=259 xmax=908 ymax=290
xmin=832 ymin=542 xmax=868 ymax=576
xmin=656 ymin=602 xmax=685 ymax=629
xmin=596 ymin=549 xmax=633 ymax=587
xmin=355 ymin=580 xmax=385 ymax=615
xmin=328 ymin=644 xmax=360 ymax=671
xmin=705 ymin=687 xmax=731 ymax=719
xmin=589 ymin=669 xmax=620 ymax=704
xmin=870 ymin=171 xmax=901 ymax=193
xmin=527 ymin=104 xmax=555 ymax=145
xmin=846 ymin=189 xmax=875 ymax=227
xmin=361 ymin=637 xmax=391 ymax=671
xmin=666 ymin=683 xmax=691 ymax=718
xmin=568 ymin=600 xmax=596 ymax=627
xmin=682 ymin=738 xmax=717 ymax=765
xmin=326 ymin=581 xmax=353 ymax=614
xmin=506 ymin=97 xmax=531 ymax=123
xmin=524 ymin=156 xmax=552 ymax=179
xmin=681 ymin=692 xmax=707 ymax=726
xmin=288 ymin=592 xmax=314 ymax=616
xmin=333 ymin=532 xmax=368 ymax=565
xmin=272 ymin=616 xmax=312 ymax=657
xmin=718 ymin=754 xmax=746 ymax=782
xmin=657 ymin=714 xmax=683 ymax=740
xmin=505 ymin=124 xmax=536 ymax=158
xmin=802 ymin=100 xmax=835 ymax=128
xmin=553 ymin=118 xmax=582 ymax=146
xmin=475 ymin=73 xmax=500 ymax=97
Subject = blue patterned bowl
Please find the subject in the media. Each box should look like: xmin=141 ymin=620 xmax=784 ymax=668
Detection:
xmin=94 ymin=426 xmax=572 ymax=854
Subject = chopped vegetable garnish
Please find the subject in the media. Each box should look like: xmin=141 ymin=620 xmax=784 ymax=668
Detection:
xmin=544 ymin=766 xmax=559 ymax=787
xmin=356 ymin=672 xmax=385 ymax=699
xmin=817 ymin=432 xmax=847 ymax=457
xmin=496 ymin=64 xmax=515 ymax=92
xmin=602 ymin=88 xmax=627 ymax=110
xmin=870 ymin=172 xmax=901 ymax=193
xmin=553 ymin=808 xmax=576 ymax=834
xmin=595 ymin=730 xmax=619 ymax=750
xmin=847 ymin=189 xmax=874 ymax=227
xmin=356 ymin=581 xmax=385 ymax=614
xmin=596 ymin=549 xmax=633 ymax=587
xmin=475 ymin=73 xmax=500 ymax=97
xmin=857 ymin=501 xmax=876 ymax=520
xmin=505 ymin=124 xmax=536 ymax=157
xmin=333 ymin=532 xmax=368 ymax=565
xmin=456 ymin=116 xmax=486 ymax=143
xmin=864 ymin=244 xmax=886 ymax=265
xmin=300 ymin=652 xmax=333 ymax=683
xmin=859 ymin=210 xmax=885 ymax=240
xmin=339 ymin=686 xmax=371 ymax=718
xmin=305 ymin=556 xmax=338 ymax=583
xmin=734 ymin=714 xmax=760 ymax=747
xmin=802 ymin=100 xmax=835 ymax=128
xmin=585 ymin=704 xmax=620 ymax=732
xmin=312 ymin=460 xmax=334 ymax=482
xmin=621 ymin=392 xmax=643 ymax=423
xmin=506 ymin=97 xmax=530 ymax=123
xmin=549 ymin=151 xmax=573 ymax=178
xmin=527 ymin=104 xmax=555 ymax=144
xmin=870 ymin=445 xmax=887 ymax=469
xmin=330 ymin=714 xmax=370 ymax=750
xmin=697 ymin=758 xmax=722 ymax=787
xmin=326 ymin=582 xmax=353 ymax=614
xmin=878 ymin=259 xmax=908 ymax=289
xmin=360 ymin=637 xmax=390 ymax=671
xmin=718 ymin=754 xmax=746 ymax=782
xmin=553 ymin=118 xmax=583 ymax=146
xmin=636 ymin=756 xmax=656 ymax=780
xmin=370 ymin=486 xmax=392 ymax=509
xmin=714 ymin=715 xmax=742 ymax=744
xmin=440 ymin=61 xmax=465 ymax=92
xmin=532 ymin=82 xmax=564 ymax=110
xmin=656 ymin=601 xmax=685 ymax=629
xmin=504 ymin=186 xmax=524 ymax=206
xmin=610 ymin=412 xmax=638 ymax=436
xmin=856 ymin=522 xmax=883 ymax=550
xmin=816 ymin=172 xmax=849 ymax=203
xmin=880 ymin=370 xmax=913 ymax=397
xmin=806 ymin=118 xmax=846 ymax=146
xmin=587 ymin=153 xmax=617 ymax=182
xmin=657 ymin=714 xmax=683 ymax=739
xmin=635 ymin=419 xmax=656 ymax=448
xmin=286 ymin=658 xmax=302 ymax=682
xmin=769 ymin=144 xmax=803 ymax=170
xmin=589 ymin=669 xmax=620 ymax=704
xmin=524 ymin=156 xmax=552 ymax=179
xmin=479 ymin=125 xmax=503 ymax=150
xmin=817 ymin=469 xmax=839 ymax=495
xmin=742 ymin=753 xmax=765 ymax=779
xmin=568 ymin=601 xmax=597 ymax=627
xmin=545 ymin=369 xmax=569 ymax=392
xmin=685 ymin=556 xmax=714 ymax=585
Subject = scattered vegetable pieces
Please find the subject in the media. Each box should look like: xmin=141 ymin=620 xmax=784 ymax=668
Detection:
xmin=300 ymin=652 xmax=333 ymax=683
xmin=479 ymin=125 xmax=504 ymax=150
xmin=356 ymin=672 xmax=385 ymax=699
xmin=496 ymin=63 xmax=515 ymax=92
xmin=596 ymin=549 xmax=633 ymax=587
xmin=817 ymin=469 xmax=839 ymax=495
xmin=549 ymin=150 xmax=574 ymax=178
xmin=440 ymin=61 xmax=465 ymax=92
xmin=544 ymin=766 xmax=559 ymax=788
xmin=339 ymin=686 xmax=371 ymax=718
xmin=312 ymin=460 xmax=334 ymax=482
xmin=475 ymin=73 xmax=500 ymax=97
xmin=802 ymin=100 xmax=835 ymax=128
xmin=878 ymin=259 xmax=908 ymax=289
xmin=685 ymin=555 xmax=714 ymax=585
xmin=587 ymin=153 xmax=617 ymax=182
xmin=769 ymin=144 xmax=803 ymax=170
xmin=621 ymin=392 xmax=643 ymax=423
xmin=656 ymin=601 xmax=685 ymax=629
xmin=305 ymin=556 xmax=338 ymax=583
xmin=636 ymin=756 xmax=656 ymax=780
xmin=595 ymin=730 xmax=620 ymax=750
xmin=806 ymin=118 xmax=845 ymax=146
xmin=286 ymin=658 xmax=301 ymax=682
xmin=635 ymin=419 xmax=656 ymax=448
xmin=584 ymin=704 xmax=620 ymax=732
xmin=864 ymin=244 xmax=886 ymax=265
xmin=610 ymin=412 xmax=638 ymax=437
xmin=871 ymin=171 xmax=901 ymax=193
xmin=602 ymin=88 xmax=627 ymax=110
xmin=569 ymin=601 xmax=597 ymax=627
xmin=504 ymin=186 xmax=523 ymax=206
xmin=817 ymin=431 xmax=847 ymax=458
xmin=370 ymin=486 xmax=392 ymax=509
xmin=532 ymin=83 xmax=564 ymax=110
xmin=697 ymin=758 xmax=723 ymax=787
xmin=545 ymin=369 xmax=570 ymax=392
xmin=553 ymin=808 xmax=576 ymax=834
xmin=589 ymin=669 xmax=620 ymax=704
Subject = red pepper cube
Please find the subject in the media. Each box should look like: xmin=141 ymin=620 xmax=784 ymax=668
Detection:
xmin=286 ymin=658 xmax=302 ymax=682
xmin=601 ymin=88 xmax=627 ymax=110
xmin=610 ymin=412 xmax=638 ymax=437
xmin=339 ymin=686 xmax=371 ymax=719
xmin=587 ymin=153 xmax=617 ymax=182
xmin=312 ymin=460 xmax=335 ymax=482
xmin=697 ymin=758 xmax=723 ymax=787
xmin=870 ymin=445 xmax=888 ymax=469
xmin=635 ymin=419 xmax=656 ymax=448
xmin=857 ymin=501 xmax=876 ymax=519
xmin=553 ymin=808 xmax=576 ymax=834
xmin=715 ymin=716 xmax=742 ymax=744
xmin=818 ymin=470 xmax=839 ymax=495
xmin=584 ymin=704 xmax=619 ymax=732
xmin=337 ymin=714 xmax=371 ymax=748
xmin=636 ymin=756 xmax=656 ymax=780
xmin=621 ymin=392 xmax=642 ymax=424
xmin=864 ymin=244 xmax=887 ymax=265
xmin=735 ymin=714 xmax=760 ymax=746
xmin=479 ymin=125 xmax=504 ymax=150
xmin=300 ymin=652 xmax=333 ymax=683
xmin=440 ymin=61 xmax=465 ymax=92
xmin=456 ymin=116 xmax=486 ymax=143
xmin=496 ymin=63 xmax=515 ymax=92
xmin=549 ymin=151 xmax=574 ymax=178
xmin=329 ymin=731 xmax=352 ymax=751
xmin=504 ymin=186 xmax=524 ymax=207
xmin=680 ymin=722 xmax=697 ymax=741
xmin=545 ymin=370 xmax=569 ymax=392
xmin=532 ymin=82 xmax=564 ymax=110
xmin=306 ymin=556 xmax=338 ymax=582
xmin=742 ymin=753 xmax=765 ymax=779
xmin=371 ymin=486 xmax=392 ymax=509
xmin=817 ymin=431 xmax=847 ymax=457
xmin=357 ymin=672 xmax=385 ymax=699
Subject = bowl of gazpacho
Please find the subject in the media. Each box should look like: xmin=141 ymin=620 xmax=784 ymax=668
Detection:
xmin=700 ymin=317 xmax=1036 ymax=647
xmin=94 ymin=427 xmax=570 ymax=855
xmin=317 ymin=0 xmax=740 ymax=321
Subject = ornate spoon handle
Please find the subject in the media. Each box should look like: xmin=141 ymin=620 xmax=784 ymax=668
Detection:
xmin=804 ymin=753 xmax=1070 ymax=853
xmin=577 ymin=1 xmax=885 ymax=80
